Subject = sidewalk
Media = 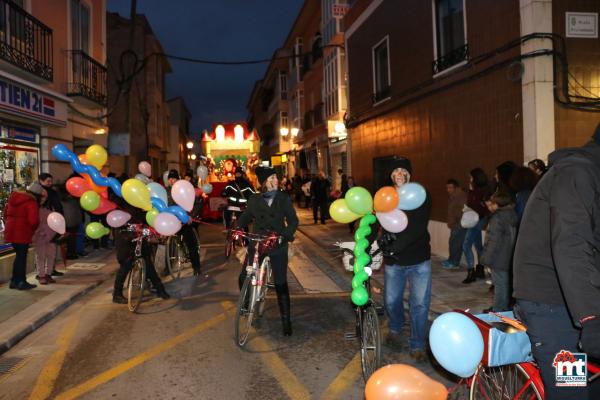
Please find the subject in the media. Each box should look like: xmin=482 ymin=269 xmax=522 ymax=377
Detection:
xmin=294 ymin=207 xmax=494 ymax=318
xmin=0 ymin=248 xmax=118 ymax=354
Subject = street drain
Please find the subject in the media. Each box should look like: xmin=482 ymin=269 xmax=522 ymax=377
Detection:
xmin=0 ymin=356 xmax=30 ymax=383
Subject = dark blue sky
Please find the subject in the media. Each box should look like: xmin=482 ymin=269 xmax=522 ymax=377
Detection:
xmin=107 ymin=0 xmax=303 ymax=137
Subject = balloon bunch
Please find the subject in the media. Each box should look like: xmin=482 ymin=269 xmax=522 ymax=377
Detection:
xmin=373 ymin=183 xmax=426 ymax=232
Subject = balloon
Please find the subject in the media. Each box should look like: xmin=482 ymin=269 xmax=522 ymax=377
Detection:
xmin=351 ymin=270 xmax=369 ymax=289
xmin=354 ymin=226 xmax=372 ymax=242
xmin=100 ymin=191 xmax=108 ymax=199
xmin=66 ymin=177 xmax=91 ymax=197
xmin=82 ymin=173 xmax=108 ymax=195
xmin=365 ymin=364 xmax=448 ymax=400
xmin=86 ymin=222 xmax=110 ymax=239
xmin=146 ymin=209 xmax=159 ymax=226
xmin=78 ymin=154 xmax=87 ymax=164
xmin=461 ymin=209 xmax=479 ymax=228
xmin=106 ymin=210 xmax=131 ymax=228
xmin=150 ymin=197 xmax=190 ymax=224
xmin=359 ymin=213 xmax=377 ymax=227
xmin=329 ymin=199 xmax=361 ymax=223
xmin=201 ymin=183 xmax=213 ymax=194
xmin=197 ymin=165 xmax=208 ymax=180
xmin=90 ymin=197 xmax=117 ymax=215
xmin=171 ymin=179 xmax=195 ymax=212
xmin=355 ymin=253 xmax=371 ymax=270
xmin=351 ymin=286 xmax=368 ymax=306
xmin=430 ymin=312 xmax=484 ymax=378
xmin=80 ymin=190 xmax=100 ymax=211
xmin=195 ymin=187 xmax=202 ymax=197
xmin=162 ymin=170 xmax=170 ymax=186
xmin=153 ymin=212 xmax=182 ymax=236
xmin=397 ymin=183 xmax=427 ymax=211
xmin=122 ymin=179 xmax=152 ymax=211
xmin=47 ymin=212 xmax=66 ymax=234
xmin=345 ymin=187 xmax=373 ymax=215
xmin=147 ymin=182 xmax=168 ymax=204
xmin=138 ymin=161 xmax=152 ymax=177
xmin=376 ymin=209 xmax=408 ymax=233
xmin=85 ymin=144 xmax=107 ymax=170
xmin=135 ymin=173 xmax=151 ymax=184
xmin=374 ymin=186 xmax=400 ymax=213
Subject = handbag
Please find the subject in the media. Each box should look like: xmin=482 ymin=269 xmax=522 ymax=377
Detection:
xmin=461 ymin=206 xmax=480 ymax=228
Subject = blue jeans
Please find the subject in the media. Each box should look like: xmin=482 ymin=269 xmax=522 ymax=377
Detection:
xmin=448 ymin=227 xmax=466 ymax=265
xmin=384 ymin=260 xmax=432 ymax=351
xmin=514 ymin=300 xmax=600 ymax=399
xmin=463 ymin=218 xmax=484 ymax=269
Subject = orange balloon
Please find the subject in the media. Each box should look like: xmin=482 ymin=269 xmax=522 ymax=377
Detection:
xmin=365 ymin=364 xmax=448 ymax=400
xmin=78 ymin=154 xmax=87 ymax=164
xmin=82 ymin=173 xmax=108 ymax=195
xmin=374 ymin=186 xmax=400 ymax=213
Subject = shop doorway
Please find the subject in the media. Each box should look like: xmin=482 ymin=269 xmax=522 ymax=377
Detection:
xmin=372 ymin=155 xmax=399 ymax=191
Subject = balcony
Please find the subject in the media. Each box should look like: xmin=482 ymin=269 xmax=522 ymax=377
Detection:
xmin=67 ymin=50 xmax=107 ymax=107
xmin=0 ymin=0 xmax=53 ymax=81
xmin=432 ymin=43 xmax=469 ymax=75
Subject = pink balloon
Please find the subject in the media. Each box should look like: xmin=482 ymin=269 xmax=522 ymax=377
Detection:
xmin=153 ymin=212 xmax=182 ymax=236
xmin=138 ymin=161 xmax=152 ymax=177
xmin=47 ymin=212 xmax=66 ymax=234
xmin=106 ymin=210 xmax=131 ymax=228
xmin=171 ymin=180 xmax=195 ymax=212
xmin=376 ymin=209 xmax=408 ymax=233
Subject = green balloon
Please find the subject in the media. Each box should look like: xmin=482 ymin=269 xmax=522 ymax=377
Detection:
xmin=354 ymin=226 xmax=372 ymax=242
xmin=80 ymin=190 xmax=100 ymax=211
xmin=146 ymin=209 xmax=159 ymax=226
xmin=355 ymin=253 xmax=371 ymax=269
xmin=86 ymin=222 xmax=108 ymax=239
xmin=354 ymin=246 xmax=366 ymax=258
xmin=354 ymin=262 xmax=365 ymax=274
xmin=359 ymin=213 xmax=377 ymax=227
xmin=351 ymin=287 xmax=369 ymax=306
xmin=345 ymin=187 xmax=373 ymax=216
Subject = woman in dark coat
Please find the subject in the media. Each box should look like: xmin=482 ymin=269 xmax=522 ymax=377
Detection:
xmin=236 ymin=166 xmax=299 ymax=336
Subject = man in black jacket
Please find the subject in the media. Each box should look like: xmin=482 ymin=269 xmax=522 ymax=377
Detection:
xmin=310 ymin=171 xmax=331 ymax=224
xmin=222 ymin=168 xmax=255 ymax=229
xmin=377 ymin=157 xmax=431 ymax=363
xmin=513 ymin=123 xmax=600 ymax=399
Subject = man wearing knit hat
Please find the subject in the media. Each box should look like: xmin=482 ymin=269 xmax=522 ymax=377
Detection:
xmin=514 ymin=122 xmax=600 ymax=398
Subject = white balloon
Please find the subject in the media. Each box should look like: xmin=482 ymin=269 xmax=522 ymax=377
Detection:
xmin=162 ymin=171 xmax=170 ymax=186
xmin=47 ymin=212 xmax=66 ymax=234
xmin=461 ymin=209 xmax=480 ymax=228
xmin=201 ymin=183 xmax=213 ymax=194
xmin=147 ymin=182 xmax=168 ymax=204
xmin=135 ymin=173 xmax=150 ymax=184
xmin=153 ymin=212 xmax=182 ymax=236
xmin=138 ymin=161 xmax=152 ymax=177
xmin=197 ymin=165 xmax=208 ymax=180
xmin=106 ymin=210 xmax=131 ymax=228
xmin=171 ymin=179 xmax=195 ymax=212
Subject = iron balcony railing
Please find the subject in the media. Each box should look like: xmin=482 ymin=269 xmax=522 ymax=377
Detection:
xmin=0 ymin=0 xmax=53 ymax=81
xmin=432 ymin=43 xmax=469 ymax=75
xmin=67 ymin=50 xmax=107 ymax=106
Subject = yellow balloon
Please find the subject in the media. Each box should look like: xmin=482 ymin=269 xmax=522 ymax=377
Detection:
xmin=85 ymin=144 xmax=107 ymax=169
xmin=122 ymin=178 xmax=152 ymax=211
xmin=329 ymin=199 xmax=361 ymax=223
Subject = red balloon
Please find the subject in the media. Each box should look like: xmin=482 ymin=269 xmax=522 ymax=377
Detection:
xmin=90 ymin=197 xmax=117 ymax=215
xmin=100 ymin=191 xmax=108 ymax=199
xmin=195 ymin=187 xmax=202 ymax=197
xmin=66 ymin=177 xmax=91 ymax=198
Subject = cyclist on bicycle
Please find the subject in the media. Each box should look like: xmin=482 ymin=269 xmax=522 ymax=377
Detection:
xmin=167 ymin=169 xmax=202 ymax=276
xmin=234 ymin=166 xmax=298 ymax=336
xmin=222 ymin=166 xmax=255 ymax=229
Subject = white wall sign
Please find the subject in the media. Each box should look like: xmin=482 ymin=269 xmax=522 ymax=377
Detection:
xmin=566 ymin=12 xmax=598 ymax=38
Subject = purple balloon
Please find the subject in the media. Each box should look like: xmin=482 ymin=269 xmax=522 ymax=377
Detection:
xmin=106 ymin=210 xmax=131 ymax=228
xmin=376 ymin=209 xmax=408 ymax=233
xmin=154 ymin=212 xmax=182 ymax=236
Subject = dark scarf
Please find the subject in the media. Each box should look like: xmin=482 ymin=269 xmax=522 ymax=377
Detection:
xmin=262 ymin=190 xmax=277 ymax=205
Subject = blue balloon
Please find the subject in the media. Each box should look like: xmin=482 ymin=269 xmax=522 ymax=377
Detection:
xmin=397 ymin=183 xmax=426 ymax=211
xmin=147 ymin=182 xmax=168 ymax=204
xmin=429 ymin=312 xmax=484 ymax=378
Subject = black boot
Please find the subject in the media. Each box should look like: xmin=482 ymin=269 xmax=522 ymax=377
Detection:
xmin=474 ymin=264 xmax=485 ymax=279
xmin=113 ymin=268 xmax=128 ymax=304
xmin=155 ymin=283 xmax=170 ymax=299
xmin=462 ymin=269 xmax=476 ymax=284
xmin=275 ymin=283 xmax=292 ymax=336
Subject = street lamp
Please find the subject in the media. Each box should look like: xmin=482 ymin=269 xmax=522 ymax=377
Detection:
xmin=191 ymin=154 xmax=197 ymax=160
xmin=280 ymin=127 xmax=289 ymax=136
xmin=186 ymin=141 xmax=194 ymax=150
xmin=291 ymin=128 xmax=299 ymax=137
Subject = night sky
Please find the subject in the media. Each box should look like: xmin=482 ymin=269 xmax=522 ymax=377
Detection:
xmin=106 ymin=0 xmax=304 ymax=138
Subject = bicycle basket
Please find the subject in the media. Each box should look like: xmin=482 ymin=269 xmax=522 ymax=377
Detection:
xmin=474 ymin=311 xmax=533 ymax=367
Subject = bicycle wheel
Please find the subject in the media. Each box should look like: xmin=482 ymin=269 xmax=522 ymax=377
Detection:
xmin=470 ymin=363 xmax=543 ymax=400
xmin=257 ymin=257 xmax=271 ymax=317
xmin=166 ymin=236 xmax=183 ymax=279
xmin=235 ymin=275 xmax=256 ymax=347
xmin=360 ymin=304 xmax=382 ymax=382
xmin=127 ymin=257 xmax=146 ymax=313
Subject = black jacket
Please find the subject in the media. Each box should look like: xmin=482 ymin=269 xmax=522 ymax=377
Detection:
xmin=237 ymin=191 xmax=299 ymax=248
xmin=480 ymin=205 xmax=517 ymax=271
xmin=222 ymin=177 xmax=255 ymax=208
xmin=377 ymin=190 xmax=431 ymax=266
xmin=42 ymin=185 xmax=64 ymax=214
xmin=311 ymin=177 xmax=331 ymax=202
xmin=513 ymin=141 xmax=600 ymax=325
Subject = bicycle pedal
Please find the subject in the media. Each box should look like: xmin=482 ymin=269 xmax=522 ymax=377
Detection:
xmin=344 ymin=332 xmax=357 ymax=340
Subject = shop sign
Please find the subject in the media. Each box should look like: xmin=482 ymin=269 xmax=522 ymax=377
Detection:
xmin=332 ymin=4 xmax=350 ymax=18
xmin=1 ymin=124 xmax=38 ymax=143
xmin=0 ymin=77 xmax=67 ymax=127
xmin=566 ymin=12 xmax=598 ymax=38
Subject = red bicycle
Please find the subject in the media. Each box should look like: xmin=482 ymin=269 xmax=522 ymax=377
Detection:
xmin=453 ymin=310 xmax=600 ymax=399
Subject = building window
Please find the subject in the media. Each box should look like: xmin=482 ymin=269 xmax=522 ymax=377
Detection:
xmin=432 ymin=0 xmax=468 ymax=74
xmin=71 ymin=0 xmax=90 ymax=53
xmin=372 ymin=36 xmax=390 ymax=104
xmin=279 ymin=71 xmax=287 ymax=100
xmin=280 ymin=111 xmax=288 ymax=128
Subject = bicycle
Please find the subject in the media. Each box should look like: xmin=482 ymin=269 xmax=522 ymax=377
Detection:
xmin=125 ymin=224 xmax=159 ymax=313
xmin=336 ymin=244 xmax=382 ymax=382
xmin=165 ymin=224 xmax=200 ymax=279
xmin=224 ymin=206 xmax=244 ymax=259
xmin=232 ymin=230 xmax=279 ymax=347
xmin=450 ymin=310 xmax=600 ymax=399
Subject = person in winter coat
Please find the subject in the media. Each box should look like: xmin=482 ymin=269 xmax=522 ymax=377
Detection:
xmin=4 ymin=182 xmax=43 ymax=290
xmin=462 ymin=168 xmax=491 ymax=284
xmin=509 ymin=166 xmax=536 ymax=226
xmin=222 ymin=168 xmax=255 ymax=229
xmin=311 ymin=171 xmax=331 ymax=224
xmin=442 ymin=179 xmax=467 ymax=269
xmin=235 ymin=166 xmax=299 ymax=336
xmin=479 ymin=191 xmax=517 ymax=312
xmin=38 ymin=173 xmax=63 ymax=214
xmin=377 ymin=157 xmax=432 ymax=363
xmin=513 ymin=123 xmax=600 ymax=399
xmin=32 ymin=190 xmax=58 ymax=285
